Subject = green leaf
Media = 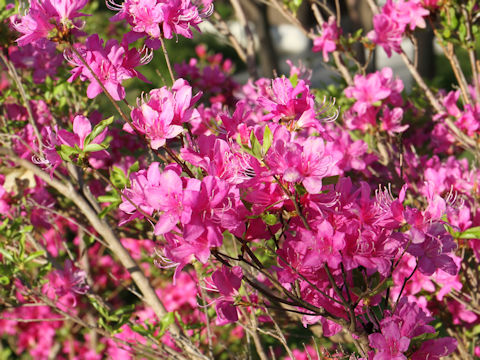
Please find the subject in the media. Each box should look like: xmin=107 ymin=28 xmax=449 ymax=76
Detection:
xmin=127 ymin=161 xmax=140 ymax=176
xmin=262 ymin=213 xmax=278 ymax=226
xmin=322 ymin=175 xmax=339 ymax=186
xmin=97 ymin=194 xmax=120 ymax=203
xmin=262 ymin=125 xmax=273 ymax=156
xmin=58 ymin=145 xmax=78 ymax=161
xmin=455 ymin=226 xmax=480 ymax=239
xmin=449 ymin=8 xmax=458 ymax=29
xmin=369 ymin=277 xmax=394 ymax=297
xmin=294 ymin=183 xmax=307 ymax=196
xmin=0 ymin=248 xmax=13 ymax=262
xmin=24 ymin=250 xmax=45 ymax=263
xmin=110 ymin=166 xmax=128 ymax=189
xmin=131 ymin=324 xmax=150 ymax=336
xmin=442 ymin=28 xmax=451 ymax=39
xmin=250 ymin=131 xmax=262 ymax=159
xmin=98 ymin=203 xmax=118 ymax=218
xmin=0 ymin=276 xmax=9 ymax=285
xmin=289 ymin=73 xmax=298 ymax=87
xmin=85 ymin=116 xmax=114 ymax=146
xmin=20 ymin=225 xmax=33 ymax=234
xmin=83 ymin=143 xmax=106 ymax=153
xmin=458 ymin=22 xmax=467 ymax=42
xmin=158 ymin=312 xmax=175 ymax=337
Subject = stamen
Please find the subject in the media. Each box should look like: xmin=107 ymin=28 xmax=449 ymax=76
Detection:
xmin=106 ymin=0 xmax=124 ymax=11
xmin=140 ymin=46 xmax=154 ymax=64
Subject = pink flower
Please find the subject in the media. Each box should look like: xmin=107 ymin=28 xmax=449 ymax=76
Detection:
xmin=411 ymin=338 xmax=457 ymax=360
xmin=9 ymin=43 xmax=63 ymax=83
xmin=126 ymin=79 xmax=200 ymax=149
xmin=67 ymin=34 xmax=150 ymax=101
xmin=407 ymin=222 xmax=458 ymax=276
xmin=266 ymin=130 xmax=339 ymax=194
xmin=368 ymin=13 xmax=403 ymax=57
xmin=211 ymin=266 xmax=242 ymax=325
xmin=313 ymin=16 xmax=340 ymax=62
xmin=109 ymin=0 xmax=211 ymax=41
xmin=368 ymin=0 xmax=429 ymax=57
xmin=345 ymin=72 xmax=392 ymax=115
xmin=57 ymin=115 xmax=106 ymax=150
xmin=381 ymin=106 xmax=409 ymax=135
xmin=369 ymin=320 xmax=410 ymax=360
xmin=42 ymin=260 xmax=88 ymax=308
xmin=119 ymin=162 xmax=162 ymax=224
xmin=13 ymin=0 xmax=88 ymax=46
xmin=258 ymin=77 xmax=319 ymax=130
xmin=149 ymin=170 xmax=193 ymax=235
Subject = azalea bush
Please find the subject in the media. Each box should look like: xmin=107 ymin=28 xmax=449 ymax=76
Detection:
xmin=1 ymin=0 xmax=480 ymax=358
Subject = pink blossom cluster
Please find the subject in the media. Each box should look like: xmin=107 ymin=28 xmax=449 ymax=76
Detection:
xmin=67 ymin=34 xmax=150 ymax=101
xmin=344 ymin=67 xmax=408 ymax=134
xmin=313 ymin=16 xmax=341 ymax=62
xmin=12 ymin=0 xmax=88 ymax=46
xmin=125 ymin=78 xmax=201 ymax=149
xmin=368 ymin=0 xmax=429 ymax=57
xmin=108 ymin=0 xmax=213 ymax=45
xmin=5 ymin=1 xmax=480 ymax=358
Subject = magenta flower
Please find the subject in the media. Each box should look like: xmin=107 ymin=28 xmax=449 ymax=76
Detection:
xmin=130 ymin=102 xmax=184 ymax=149
xmin=369 ymin=320 xmax=410 ymax=360
xmin=67 ymin=34 xmax=150 ymax=101
xmin=42 ymin=260 xmax=88 ymax=308
xmin=119 ymin=162 xmax=163 ymax=224
xmin=13 ymin=0 xmax=88 ymax=46
xmin=411 ymin=338 xmax=458 ymax=360
xmin=345 ymin=72 xmax=392 ymax=115
xmin=211 ymin=266 xmax=242 ymax=325
xmin=368 ymin=14 xmax=403 ymax=57
xmin=381 ymin=107 xmax=409 ymax=135
xmin=258 ymin=77 xmax=317 ymax=129
xmin=407 ymin=222 xmax=458 ymax=276
xmin=127 ymin=79 xmax=200 ymax=149
xmin=108 ymin=0 xmax=211 ymax=41
xmin=266 ymin=133 xmax=339 ymax=194
xmin=149 ymin=170 xmax=193 ymax=235
xmin=313 ymin=16 xmax=340 ymax=62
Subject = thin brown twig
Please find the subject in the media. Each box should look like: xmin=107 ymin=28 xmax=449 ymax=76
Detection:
xmin=211 ymin=12 xmax=248 ymax=63
xmin=463 ymin=5 xmax=480 ymax=101
xmin=229 ymin=0 xmax=258 ymax=78
xmin=0 ymin=52 xmax=43 ymax=154
xmin=159 ymin=36 xmax=176 ymax=84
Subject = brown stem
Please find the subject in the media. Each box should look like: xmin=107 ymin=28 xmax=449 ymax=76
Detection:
xmin=211 ymin=12 xmax=247 ymax=63
xmin=229 ymin=0 xmax=258 ymax=78
xmin=463 ymin=5 xmax=480 ymax=101
xmin=0 ymin=52 xmax=43 ymax=154
xmin=399 ymin=51 xmax=477 ymax=150
xmin=159 ymin=36 xmax=176 ymax=84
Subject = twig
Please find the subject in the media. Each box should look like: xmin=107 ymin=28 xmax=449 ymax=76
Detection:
xmin=159 ymin=36 xmax=176 ymax=84
xmin=229 ymin=0 xmax=258 ymax=78
xmin=211 ymin=12 xmax=248 ymax=63
xmin=463 ymin=5 xmax=480 ymax=101
xmin=0 ymin=52 xmax=43 ymax=154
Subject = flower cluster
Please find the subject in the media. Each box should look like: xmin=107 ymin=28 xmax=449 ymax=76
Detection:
xmin=4 ymin=0 xmax=480 ymax=358
xmin=368 ymin=0 xmax=429 ymax=57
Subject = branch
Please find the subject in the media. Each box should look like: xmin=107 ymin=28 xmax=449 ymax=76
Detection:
xmin=0 ymin=52 xmax=43 ymax=154
xmin=229 ymin=0 xmax=258 ymax=78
